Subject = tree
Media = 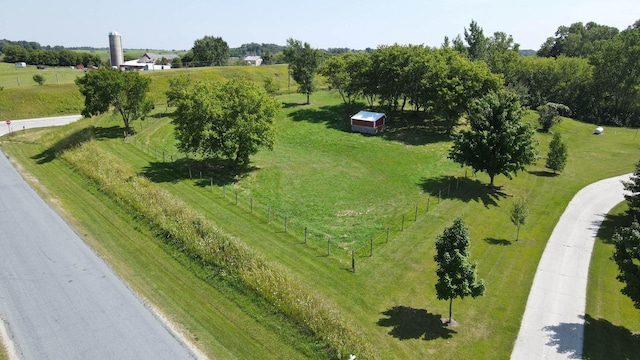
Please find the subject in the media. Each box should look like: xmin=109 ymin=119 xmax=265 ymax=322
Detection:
xmin=464 ymin=20 xmax=488 ymax=62
xmin=612 ymin=221 xmax=640 ymax=309
xmin=537 ymin=102 xmax=571 ymax=132
xmin=510 ymin=197 xmax=528 ymax=241
xmin=537 ymin=22 xmax=619 ymax=58
xmin=318 ymin=52 xmax=370 ymax=105
xmin=434 ymin=217 xmax=486 ymax=324
xmin=448 ymin=90 xmax=539 ymax=188
xmin=283 ymin=38 xmax=320 ymax=104
xmin=623 ymin=160 xmax=640 ymax=215
xmin=32 ymin=74 xmax=45 ymax=85
xmin=191 ymin=35 xmax=229 ymax=67
xmin=75 ymin=68 xmax=153 ymax=136
xmin=546 ymin=132 xmax=568 ymax=174
xmin=171 ymin=78 xmax=281 ymax=167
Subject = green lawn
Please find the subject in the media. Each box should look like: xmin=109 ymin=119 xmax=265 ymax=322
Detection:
xmin=2 ymin=67 xmax=639 ymax=359
xmin=585 ymin=203 xmax=640 ymax=359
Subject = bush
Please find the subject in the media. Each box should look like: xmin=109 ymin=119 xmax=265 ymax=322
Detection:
xmin=32 ymin=74 xmax=45 ymax=86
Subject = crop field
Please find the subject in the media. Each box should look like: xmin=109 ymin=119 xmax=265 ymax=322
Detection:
xmin=1 ymin=64 xmax=639 ymax=359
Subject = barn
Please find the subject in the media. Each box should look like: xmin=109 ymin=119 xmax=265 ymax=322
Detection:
xmin=350 ymin=111 xmax=386 ymax=134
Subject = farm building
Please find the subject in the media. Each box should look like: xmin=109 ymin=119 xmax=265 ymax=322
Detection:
xmin=120 ymin=52 xmax=178 ymax=70
xmin=14 ymin=62 xmax=26 ymax=68
xmin=243 ymin=55 xmax=263 ymax=66
xmin=350 ymin=111 xmax=386 ymax=134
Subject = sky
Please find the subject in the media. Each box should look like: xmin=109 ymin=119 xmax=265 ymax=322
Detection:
xmin=1 ymin=0 xmax=638 ymax=51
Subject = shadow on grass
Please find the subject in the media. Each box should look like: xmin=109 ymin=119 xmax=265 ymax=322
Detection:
xmin=583 ymin=314 xmax=640 ymax=360
xmin=528 ymin=170 xmax=559 ymax=178
xmin=484 ymin=238 xmax=512 ymax=246
xmin=141 ymin=157 xmax=256 ymax=187
xmin=31 ymin=125 xmax=124 ymax=164
xmin=377 ymin=306 xmax=456 ymax=341
xmin=597 ymin=211 xmax=635 ymax=244
xmin=419 ymin=176 xmax=508 ymax=208
xmin=288 ymin=104 xmax=451 ymax=146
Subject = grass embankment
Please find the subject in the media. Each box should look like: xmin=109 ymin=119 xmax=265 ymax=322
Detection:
xmin=585 ymin=203 xmax=640 ymax=358
xmin=2 ymin=63 xmax=640 ymax=358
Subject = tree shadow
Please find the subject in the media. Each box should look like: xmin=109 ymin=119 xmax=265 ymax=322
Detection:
xmin=597 ymin=211 xmax=635 ymax=244
xmin=282 ymin=102 xmax=307 ymax=109
xmin=419 ymin=176 xmax=508 ymax=208
xmin=583 ymin=314 xmax=640 ymax=360
xmin=377 ymin=306 xmax=456 ymax=341
xmin=94 ymin=125 xmax=128 ymax=140
xmin=528 ymin=170 xmax=559 ymax=178
xmin=542 ymin=320 xmax=584 ymax=359
xmin=140 ymin=157 xmax=255 ymax=187
xmin=288 ymin=103 xmax=353 ymax=132
xmin=484 ymin=238 xmax=512 ymax=246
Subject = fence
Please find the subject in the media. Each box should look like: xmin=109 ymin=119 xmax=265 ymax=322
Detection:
xmin=127 ymin=135 xmax=467 ymax=273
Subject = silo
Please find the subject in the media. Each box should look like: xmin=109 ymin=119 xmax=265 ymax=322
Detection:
xmin=108 ymin=31 xmax=124 ymax=68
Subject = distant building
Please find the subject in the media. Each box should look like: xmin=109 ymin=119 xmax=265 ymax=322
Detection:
xmin=14 ymin=62 xmax=27 ymax=68
xmin=120 ymin=52 xmax=178 ymax=71
xmin=109 ymin=31 xmax=124 ymax=68
xmin=243 ymin=55 xmax=263 ymax=66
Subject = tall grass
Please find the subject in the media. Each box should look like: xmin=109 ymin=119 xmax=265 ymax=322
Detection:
xmin=62 ymin=140 xmax=376 ymax=359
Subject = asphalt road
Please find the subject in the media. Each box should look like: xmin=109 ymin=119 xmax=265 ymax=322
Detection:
xmin=511 ymin=174 xmax=631 ymax=359
xmin=0 ymin=115 xmax=83 ymax=137
xmin=0 ymin=149 xmax=198 ymax=359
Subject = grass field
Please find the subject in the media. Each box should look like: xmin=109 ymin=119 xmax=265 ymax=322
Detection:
xmin=1 ymin=64 xmax=639 ymax=358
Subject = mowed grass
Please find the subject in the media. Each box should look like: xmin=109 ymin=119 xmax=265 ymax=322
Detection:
xmin=3 ymin=64 xmax=640 ymax=358
xmin=0 ymin=62 xmax=84 ymax=89
xmin=1 ymin=124 xmax=328 ymax=359
xmin=585 ymin=203 xmax=640 ymax=358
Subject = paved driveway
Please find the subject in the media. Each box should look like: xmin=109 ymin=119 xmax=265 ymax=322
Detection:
xmin=0 ymin=115 xmax=82 ymax=137
xmin=0 ymin=149 xmax=197 ymax=359
xmin=511 ymin=174 xmax=631 ymax=359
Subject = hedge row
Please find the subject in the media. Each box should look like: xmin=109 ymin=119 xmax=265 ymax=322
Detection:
xmin=62 ymin=140 xmax=377 ymax=359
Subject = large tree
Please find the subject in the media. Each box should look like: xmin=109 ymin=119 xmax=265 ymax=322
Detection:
xmin=283 ymin=38 xmax=320 ymax=104
xmin=171 ymin=78 xmax=280 ymax=167
xmin=448 ymin=90 xmax=538 ymax=188
xmin=612 ymin=221 xmax=640 ymax=309
xmin=75 ymin=68 xmax=152 ymax=136
xmin=191 ymin=35 xmax=229 ymax=67
xmin=434 ymin=217 xmax=485 ymax=324
xmin=537 ymin=21 xmax=619 ymax=58
xmin=623 ymin=160 xmax=640 ymax=215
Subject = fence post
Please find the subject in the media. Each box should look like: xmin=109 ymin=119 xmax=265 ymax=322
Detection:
xmin=163 ymin=151 xmax=165 ymax=162
xmin=235 ymin=191 xmax=238 ymax=205
xmin=352 ymin=250 xmax=355 ymax=273
xmin=438 ymin=190 xmax=441 ymax=203
xmin=327 ymin=238 xmax=331 ymax=256
xmin=456 ymin=178 xmax=459 ymax=190
xmin=189 ymin=165 xmax=192 ymax=178
xmin=223 ymin=185 xmax=226 ymax=198
xmin=210 ymin=178 xmax=213 ymax=191
xmin=200 ymin=171 xmax=202 ymax=179
xmin=284 ymin=216 xmax=288 ymax=233
xmin=370 ymin=238 xmax=373 ymax=257
xmin=250 ymin=198 xmax=253 ymax=213
xmin=427 ymin=197 xmax=430 ymax=212
xmin=170 ymin=155 xmax=173 ymax=162
xmin=465 ymin=169 xmax=468 ymax=178
xmin=415 ymin=206 xmax=418 ymax=221
xmin=386 ymin=227 xmax=390 ymax=243
xmin=304 ymin=227 xmax=307 ymax=243
xmin=268 ymin=207 xmax=271 ymax=223
xmin=402 ymin=216 xmax=405 ymax=231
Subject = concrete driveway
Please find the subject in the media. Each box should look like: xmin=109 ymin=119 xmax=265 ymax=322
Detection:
xmin=511 ymin=174 xmax=631 ymax=359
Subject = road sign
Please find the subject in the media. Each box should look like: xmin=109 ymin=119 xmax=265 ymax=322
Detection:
xmin=5 ymin=120 xmax=10 ymax=126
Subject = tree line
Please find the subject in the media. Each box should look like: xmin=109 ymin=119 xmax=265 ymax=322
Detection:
xmin=2 ymin=45 xmax=102 ymax=67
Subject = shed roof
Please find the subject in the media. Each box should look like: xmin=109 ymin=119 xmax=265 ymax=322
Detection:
xmin=351 ymin=111 xmax=385 ymax=122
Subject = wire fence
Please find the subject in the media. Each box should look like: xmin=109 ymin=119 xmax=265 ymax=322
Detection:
xmin=126 ymin=135 xmax=468 ymax=273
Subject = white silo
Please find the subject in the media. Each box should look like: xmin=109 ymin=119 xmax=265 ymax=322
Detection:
xmin=109 ymin=31 xmax=124 ymax=68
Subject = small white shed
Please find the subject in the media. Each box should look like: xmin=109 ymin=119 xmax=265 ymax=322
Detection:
xmin=350 ymin=111 xmax=386 ymax=134
xmin=14 ymin=62 xmax=26 ymax=68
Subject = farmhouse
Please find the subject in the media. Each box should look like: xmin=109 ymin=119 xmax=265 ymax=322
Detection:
xmin=350 ymin=111 xmax=386 ymax=134
xmin=243 ymin=55 xmax=263 ymax=66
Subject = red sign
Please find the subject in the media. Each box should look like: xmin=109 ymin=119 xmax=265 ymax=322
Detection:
xmin=5 ymin=120 xmax=10 ymax=126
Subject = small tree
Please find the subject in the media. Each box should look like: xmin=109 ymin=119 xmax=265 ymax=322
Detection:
xmin=263 ymin=77 xmax=279 ymax=95
xmin=510 ymin=197 xmax=528 ymax=241
xmin=75 ymin=68 xmax=153 ymax=136
xmin=612 ymin=221 xmax=640 ymax=309
xmin=623 ymin=160 xmax=640 ymax=216
xmin=434 ymin=217 xmax=486 ymax=324
xmin=32 ymin=74 xmax=45 ymax=85
xmin=283 ymin=38 xmax=320 ymax=104
xmin=537 ymin=102 xmax=571 ymax=132
xmin=546 ymin=132 xmax=568 ymax=174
